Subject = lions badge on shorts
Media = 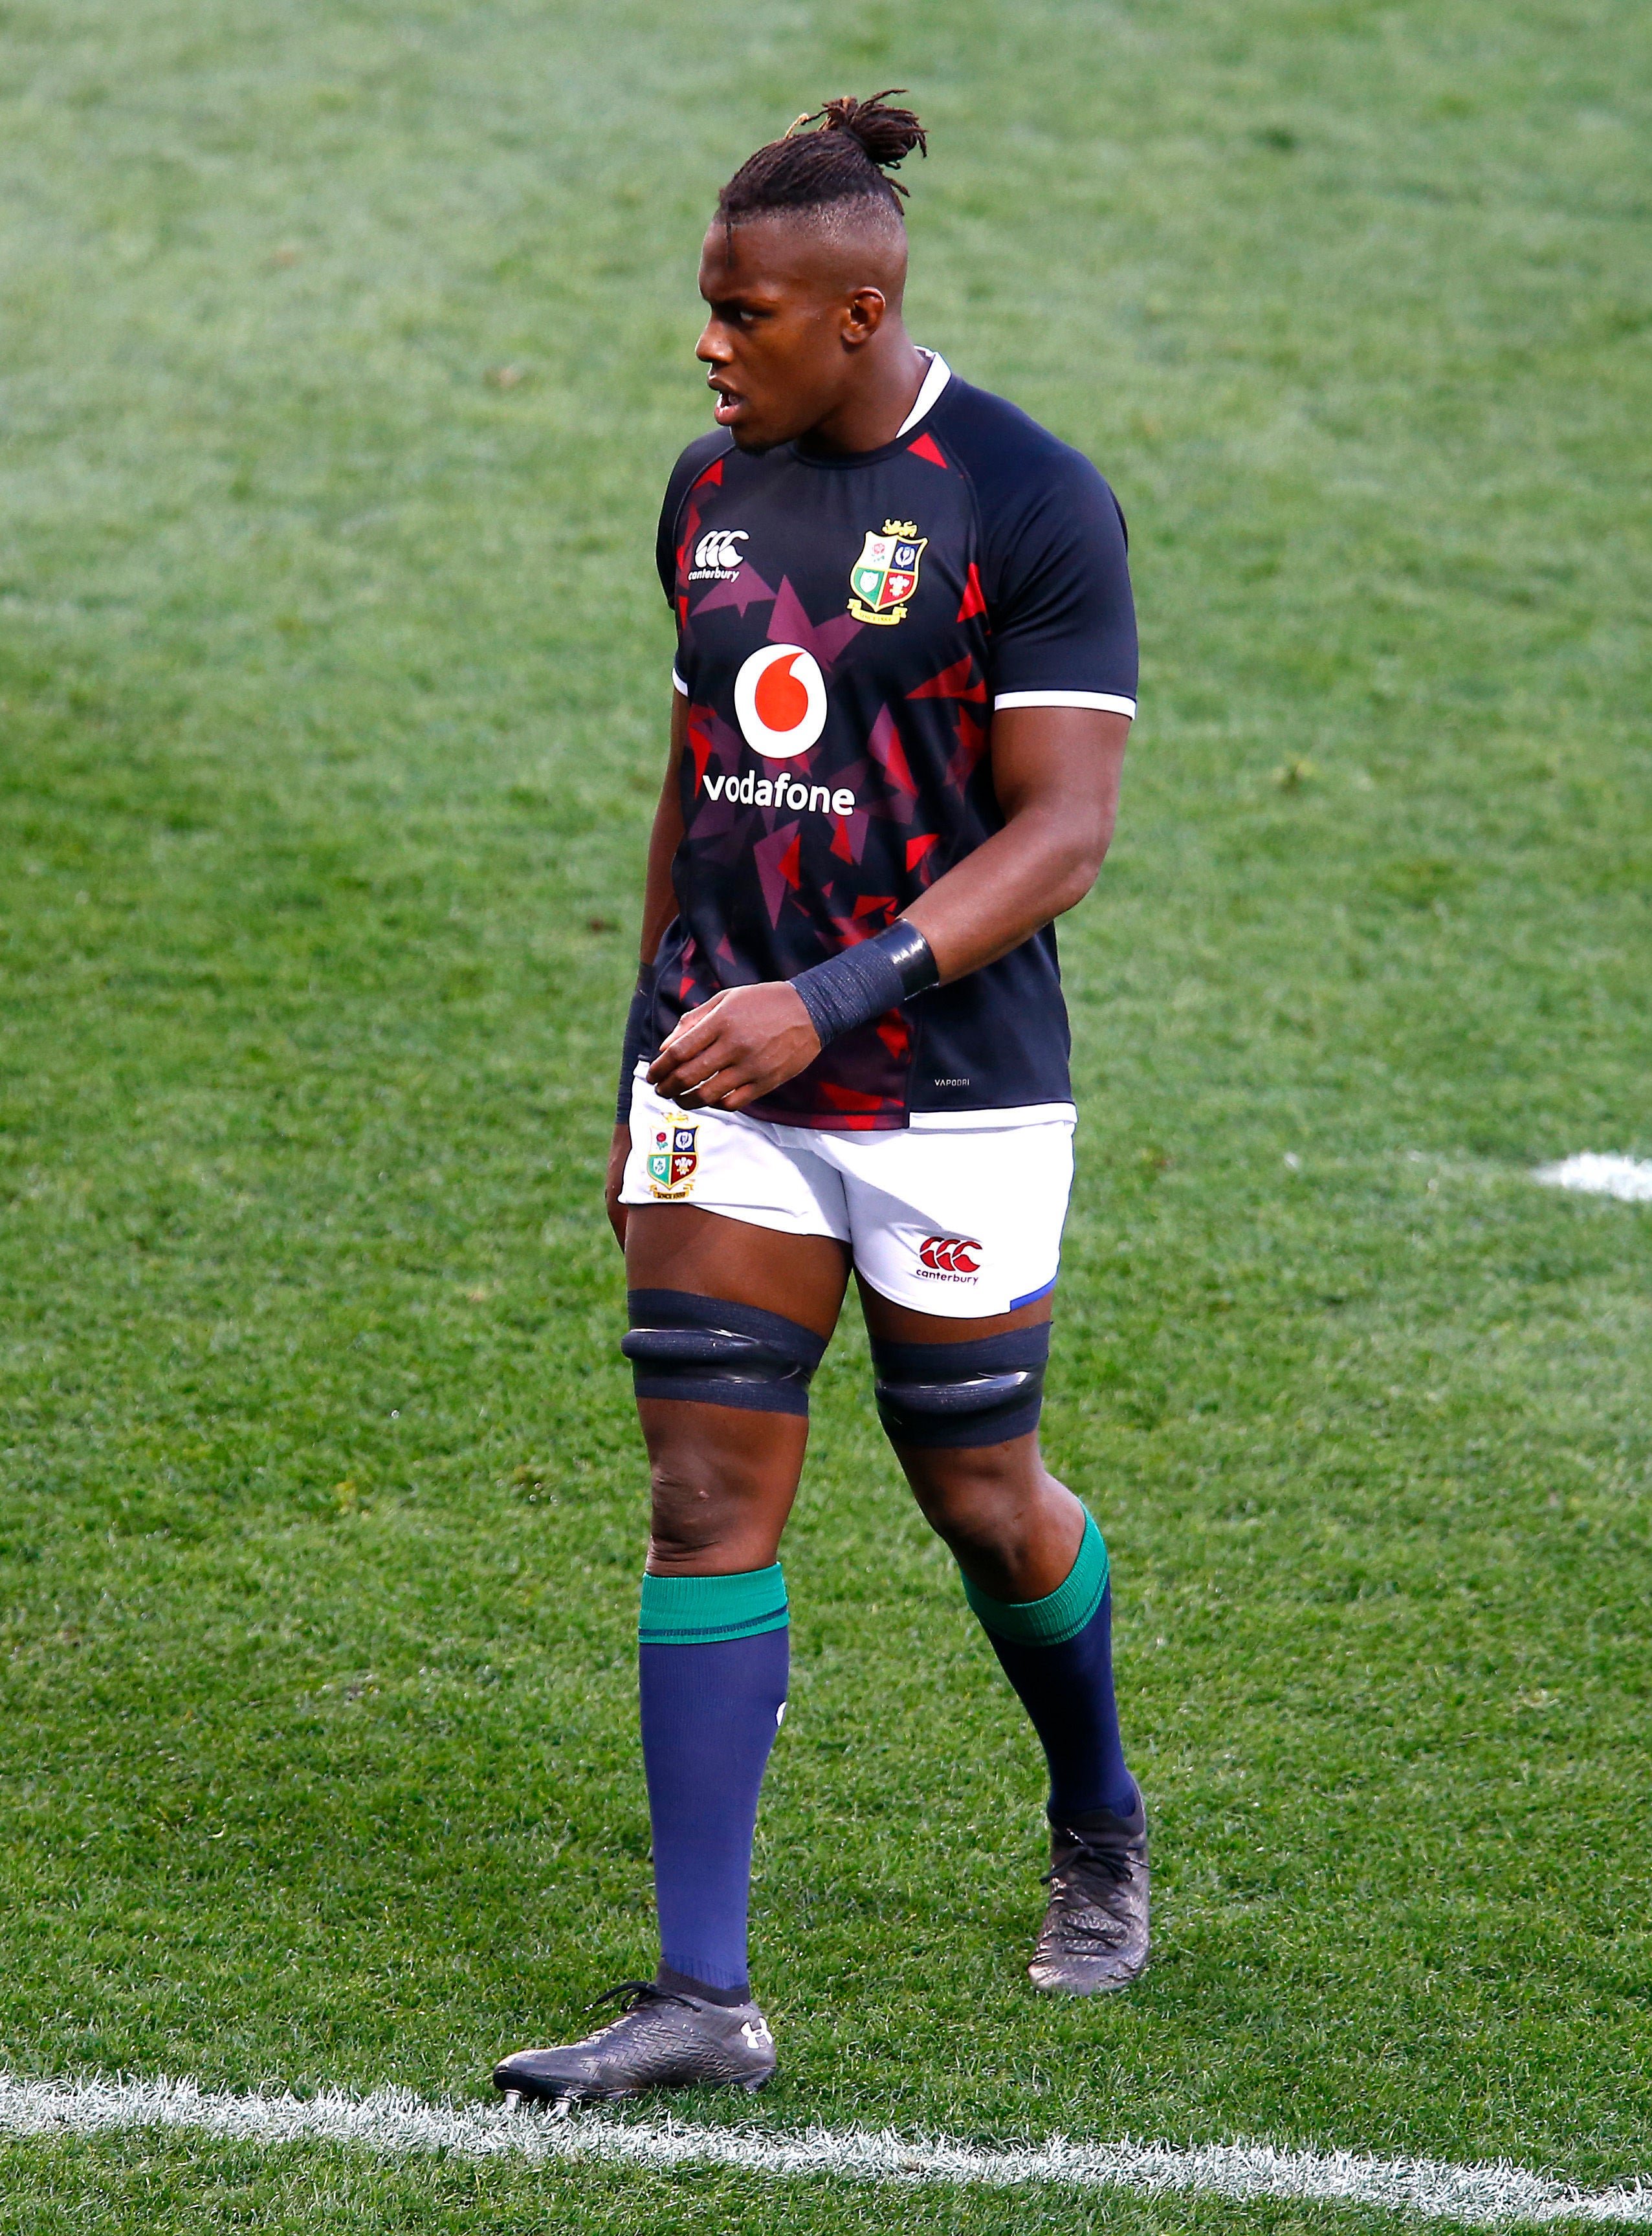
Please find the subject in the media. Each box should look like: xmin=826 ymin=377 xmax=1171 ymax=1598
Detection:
xmin=647 ymin=1121 xmax=699 ymax=1200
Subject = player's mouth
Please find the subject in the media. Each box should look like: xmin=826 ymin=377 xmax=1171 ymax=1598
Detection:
xmin=709 ymin=380 xmax=744 ymax=426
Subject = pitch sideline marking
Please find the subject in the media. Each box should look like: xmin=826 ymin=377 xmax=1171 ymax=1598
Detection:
xmin=1 ymin=2072 xmax=1650 ymax=2222
xmin=1533 ymin=1154 xmax=1652 ymax=1205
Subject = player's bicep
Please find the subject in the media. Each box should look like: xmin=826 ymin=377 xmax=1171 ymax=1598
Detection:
xmin=989 ymin=703 xmax=1130 ymax=872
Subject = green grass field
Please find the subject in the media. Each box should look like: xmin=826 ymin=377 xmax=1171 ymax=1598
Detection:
xmin=3 ymin=0 xmax=1651 ymax=2226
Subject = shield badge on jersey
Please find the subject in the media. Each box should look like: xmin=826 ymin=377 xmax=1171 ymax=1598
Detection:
xmin=848 ymin=518 xmax=927 ymax=626
xmin=648 ymin=1122 xmax=699 ymax=1196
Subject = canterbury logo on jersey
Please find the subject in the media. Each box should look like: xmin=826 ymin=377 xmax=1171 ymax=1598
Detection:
xmin=689 ymin=529 xmax=748 ymax=579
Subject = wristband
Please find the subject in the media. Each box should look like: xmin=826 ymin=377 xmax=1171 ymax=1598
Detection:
xmin=790 ymin=921 xmax=939 ymax=1052
xmin=617 ymin=967 xmax=657 ymax=1127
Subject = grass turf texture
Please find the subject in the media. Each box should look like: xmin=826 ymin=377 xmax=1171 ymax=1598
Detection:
xmin=2 ymin=0 xmax=1650 ymax=2226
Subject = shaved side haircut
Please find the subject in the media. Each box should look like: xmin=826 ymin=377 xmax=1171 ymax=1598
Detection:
xmin=716 ymin=91 xmax=927 ymax=246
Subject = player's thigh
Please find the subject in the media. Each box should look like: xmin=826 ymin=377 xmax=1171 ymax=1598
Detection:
xmin=857 ymin=1273 xmax=1054 ymax=1500
xmin=625 ymin=1210 xmax=851 ymax=1568
xmin=857 ymin=1276 xmax=1081 ymax=1594
xmin=830 ymin=1116 xmax=1068 ymax=1492
xmin=626 ymin=1204 xmax=850 ymax=1340
xmin=625 ymin=1204 xmax=850 ymax=1472
xmin=618 ymin=1081 xmax=852 ymax=1545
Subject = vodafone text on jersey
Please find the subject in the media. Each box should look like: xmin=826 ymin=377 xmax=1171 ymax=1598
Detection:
xmin=704 ymin=643 xmax=855 ymax=815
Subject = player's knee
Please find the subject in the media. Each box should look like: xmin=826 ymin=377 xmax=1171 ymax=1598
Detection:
xmin=901 ymin=1446 xmax=1051 ymax=1559
xmin=641 ymin=1434 xmax=782 ymax=1559
xmin=622 ymin=1288 xmax=826 ymax=1416
xmin=644 ymin=1458 xmax=729 ymax=1567
xmin=869 ymin=1324 xmax=1050 ymax=1450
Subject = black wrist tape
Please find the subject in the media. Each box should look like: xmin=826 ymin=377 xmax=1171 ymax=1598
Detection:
xmin=790 ymin=921 xmax=940 ymax=1051
xmin=617 ymin=967 xmax=657 ymax=1126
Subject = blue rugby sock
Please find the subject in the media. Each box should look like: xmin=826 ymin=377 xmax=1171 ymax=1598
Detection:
xmin=962 ymin=1513 xmax=1138 ymax=1824
xmin=637 ymin=1566 xmax=789 ymax=2000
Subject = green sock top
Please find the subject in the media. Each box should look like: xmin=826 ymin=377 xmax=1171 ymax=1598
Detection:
xmin=639 ymin=1564 xmax=789 ymax=1646
xmin=962 ymin=1512 xmax=1108 ymax=1647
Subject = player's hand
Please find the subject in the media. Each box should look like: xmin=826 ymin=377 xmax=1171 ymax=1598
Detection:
xmin=648 ymin=983 xmax=822 ymax=1112
xmin=606 ymin=1123 xmax=630 ymax=1249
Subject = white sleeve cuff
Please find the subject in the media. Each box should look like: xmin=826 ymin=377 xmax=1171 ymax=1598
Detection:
xmin=993 ymin=689 xmax=1136 ymax=718
xmin=670 ymin=668 xmax=688 ymax=696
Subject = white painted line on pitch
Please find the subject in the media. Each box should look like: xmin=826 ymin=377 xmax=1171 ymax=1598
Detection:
xmin=2 ymin=2073 xmax=1651 ymax=2224
xmin=1533 ymin=1154 xmax=1652 ymax=1205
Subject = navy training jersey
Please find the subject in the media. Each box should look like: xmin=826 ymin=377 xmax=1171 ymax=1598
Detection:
xmin=650 ymin=353 xmax=1137 ymax=1130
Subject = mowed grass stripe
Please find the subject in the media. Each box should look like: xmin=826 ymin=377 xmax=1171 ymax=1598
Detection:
xmin=5 ymin=2070 xmax=1652 ymax=2225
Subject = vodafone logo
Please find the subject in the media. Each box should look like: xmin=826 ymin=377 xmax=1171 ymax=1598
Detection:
xmin=734 ymin=643 xmax=828 ymax=760
xmin=918 ymin=1235 xmax=982 ymax=1277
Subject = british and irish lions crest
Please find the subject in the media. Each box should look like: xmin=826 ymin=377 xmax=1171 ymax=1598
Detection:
xmin=848 ymin=519 xmax=927 ymax=626
xmin=647 ymin=1121 xmax=699 ymax=1200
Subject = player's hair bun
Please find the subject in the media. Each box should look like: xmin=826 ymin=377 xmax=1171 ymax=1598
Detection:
xmin=719 ymin=90 xmax=929 ymax=222
xmin=808 ymin=92 xmax=929 ymax=175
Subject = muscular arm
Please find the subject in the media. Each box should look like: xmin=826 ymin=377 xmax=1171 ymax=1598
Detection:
xmin=901 ymin=705 xmax=1128 ymax=977
xmin=648 ymin=703 xmax=1129 ymax=1112
xmin=605 ymin=696 xmax=688 ymax=1244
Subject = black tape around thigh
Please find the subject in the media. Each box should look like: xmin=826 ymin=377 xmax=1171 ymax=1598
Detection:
xmin=870 ymin=1323 xmax=1051 ymax=1449
xmin=622 ymin=1288 xmax=827 ymax=1416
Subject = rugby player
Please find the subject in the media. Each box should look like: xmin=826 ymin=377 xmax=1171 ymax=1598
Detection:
xmin=494 ymin=93 xmax=1142 ymax=2105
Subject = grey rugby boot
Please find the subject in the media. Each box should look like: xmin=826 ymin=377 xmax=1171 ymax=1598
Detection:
xmin=492 ymin=1980 xmax=776 ymax=2104
xmin=1028 ymin=1797 xmax=1150 ymax=1994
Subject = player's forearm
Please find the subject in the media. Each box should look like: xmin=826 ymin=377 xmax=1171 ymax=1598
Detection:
xmin=903 ymin=806 xmax=1108 ymax=983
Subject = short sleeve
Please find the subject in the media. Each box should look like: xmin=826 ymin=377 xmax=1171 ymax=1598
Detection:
xmin=985 ymin=456 xmax=1138 ymax=717
xmin=655 ymin=431 xmax=732 ymax=609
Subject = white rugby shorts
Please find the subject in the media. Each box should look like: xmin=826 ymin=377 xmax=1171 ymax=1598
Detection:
xmin=620 ymin=1067 xmax=1074 ymax=1320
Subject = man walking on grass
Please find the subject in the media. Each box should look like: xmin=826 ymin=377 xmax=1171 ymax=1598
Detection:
xmin=495 ymin=91 xmax=1143 ymax=2103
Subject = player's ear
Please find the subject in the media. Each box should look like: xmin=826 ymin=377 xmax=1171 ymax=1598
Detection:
xmin=841 ymin=285 xmax=888 ymax=349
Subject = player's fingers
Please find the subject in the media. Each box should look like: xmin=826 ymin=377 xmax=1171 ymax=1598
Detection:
xmin=675 ymin=1068 xmax=737 ymax=1110
xmin=658 ymin=991 xmax=727 ymax=1045
xmin=650 ymin=1025 xmax=714 ymax=1074
xmin=655 ymin=1016 xmax=749 ymax=1081
xmin=648 ymin=1039 xmax=718 ymax=1091
xmin=672 ymin=1041 xmax=768 ymax=1108
xmin=656 ymin=1033 xmax=736 ymax=1093
xmin=698 ymin=1048 xmax=777 ymax=1108
xmin=713 ymin=1079 xmax=765 ymax=1112
xmin=650 ymin=999 xmax=728 ymax=1077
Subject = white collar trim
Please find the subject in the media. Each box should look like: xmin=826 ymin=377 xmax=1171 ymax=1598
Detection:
xmin=896 ymin=349 xmax=952 ymax=438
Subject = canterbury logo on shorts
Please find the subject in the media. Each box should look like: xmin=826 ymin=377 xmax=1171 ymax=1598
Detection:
xmin=918 ymin=1234 xmax=982 ymax=1276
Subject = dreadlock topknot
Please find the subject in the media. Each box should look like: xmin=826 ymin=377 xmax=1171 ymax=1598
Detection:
xmin=718 ymin=91 xmax=927 ymax=225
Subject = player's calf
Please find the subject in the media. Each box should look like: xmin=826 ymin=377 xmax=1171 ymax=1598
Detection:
xmin=515 ymin=1288 xmax=824 ymax=2082
xmin=871 ymin=1326 xmax=1149 ymax=1991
